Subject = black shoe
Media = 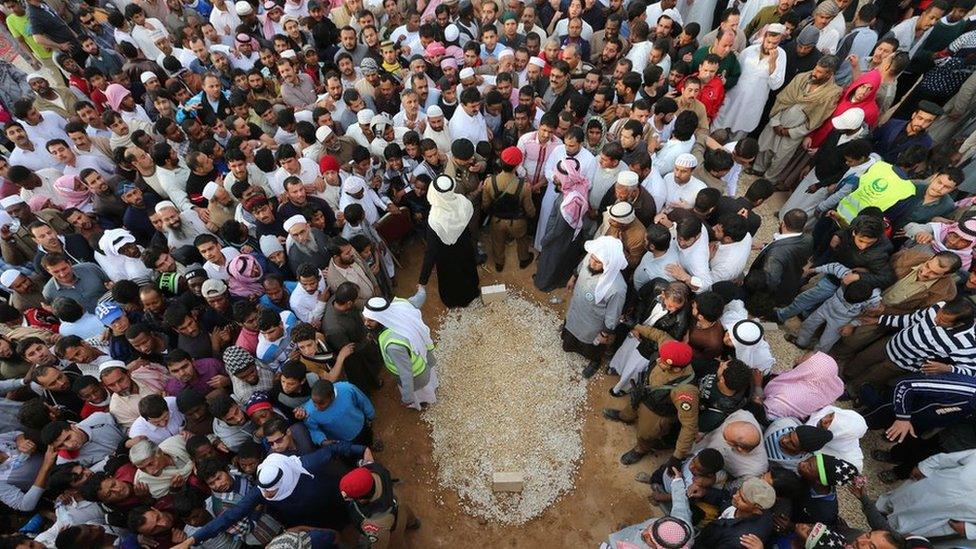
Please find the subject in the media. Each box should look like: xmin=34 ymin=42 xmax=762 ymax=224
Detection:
xmin=583 ymin=359 xmax=600 ymax=378
xmin=519 ymin=253 xmax=535 ymax=269
xmin=603 ymin=408 xmax=628 ymax=423
xmin=407 ymin=518 xmax=421 ymax=530
xmin=495 ymin=263 xmax=504 ymax=272
xmin=609 ymin=388 xmax=625 ymax=397
xmin=620 ymin=448 xmax=648 ymax=465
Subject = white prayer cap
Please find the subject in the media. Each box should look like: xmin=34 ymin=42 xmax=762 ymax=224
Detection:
xmin=608 ymin=201 xmax=636 ymax=224
xmin=529 ymin=56 xmax=545 ymax=68
xmin=129 ymin=438 xmax=158 ymax=464
xmin=766 ymin=23 xmax=786 ymax=34
xmin=280 ymin=49 xmax=297 ymax=59
xmin=444 ymin=24 xmax=459 ymax=42
xmin=732 ymin=319 xmax=764 ymax=345
xmin=459 ymin=67 xmax=475 ymax=79
xmin=235 ymin=0 xmax=254 ymax=15
xmin=427 ymin=105 xmax=444 ymax=118
xmin=674 ymin=153 xmax=698 ymax=169
xmin=498 ymin=49 xmax=514 ymax=59
xmin=343 ymin=176 xmax=367 ymax=194
xmin=26 ymin=72 xmax=46 ymax=82
xmin=202 ymin=181 xmax=220 ymax=201
xmin=98 ymin=360 xmax=128 ymax=376
xmin=260 ymin=234 xmax=284 ymax=256
xmin=140 ymin=71 xmax=158 ymax=84
xmin=154 ymin=200 xmax=177 ymax=213
xmin=0 ymin=269 xmax=21 ymax=288
xmin=282 ymin=214 xmax=307 ymax=232
xmin=616 ymin=170 xmax=639 ymax=187
xmin=832 ymin=107 xmax=865 ymax=131
xmin=0 ymin=195 xmax=24 ymax=209
xmin=357 ymin=108 xmax=375 ymax=125
xmin=315 ymin=125 xmax=333 ymax=143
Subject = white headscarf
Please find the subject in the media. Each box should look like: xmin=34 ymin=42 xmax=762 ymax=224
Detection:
xmin=583 ymin=236 xmax=627 ymax=304
xmin=721 ymin=305 xmax=776 ymax=375
xmin=363 ymin=297 xmax=433 ymax=356
xmin=807 ymin=406 xmax=867 ymax=471
xmin=96 ymin=228 xmax=152 ymax=282
xmin=257 ymin=453 xmax=313 ymax=501
xmin=427 ymin=175 xmax=473 ymax=245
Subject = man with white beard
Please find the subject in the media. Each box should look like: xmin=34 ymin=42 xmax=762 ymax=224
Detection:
xmin=422 ymin=105 xmax=452 ymax=154
xmin=155 ymin=201 xmax=210 ymax=250
xmin=283 ymin=214 xmax=333 ymax=274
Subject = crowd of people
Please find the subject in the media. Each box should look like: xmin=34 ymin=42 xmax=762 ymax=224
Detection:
xmin=0 ymin=0 xmax=971 ymax=546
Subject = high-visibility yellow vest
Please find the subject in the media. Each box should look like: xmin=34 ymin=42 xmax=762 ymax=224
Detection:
xmin=377 ymin=329 xmax=430 ymax=376
xmin=837 ymin=161 xmax=915 ymax=224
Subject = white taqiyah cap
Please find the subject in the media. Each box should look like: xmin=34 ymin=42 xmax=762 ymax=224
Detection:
xmin=832 ymin=107 xmax=865 ymax=131
xmin=427 ymin=105 xmax=443 ymax=118
xmin=316 ymin=125 xmax=333 ymax=142
xmin=459 ymin=67 xmax=475 ymax=79
xmin=140 ymin=71 xmax=158 ymax=84
xmin=0 ymin=195 xmax=24 ymax=209
xmin=674 ymin=153 xmax=698 ymax=169
xmin=616 ymin=170 xmax=639 ymax=187
xmin=766 ymin=23 xmax=786 ymax=34
xmin=283 ymin=214 xmax=307 ymax=232
xmin=0 ymin=269 xmax=21 ymax=288
xmin=529 ymin=56 xmax=545 ymax=68
xmin=154 ymin=200 xmax=177 ymax=213
xmin=357 ymin=109 xmax=375 ymax=125
xmin=202 ymin=181 xmax=220 ymax=201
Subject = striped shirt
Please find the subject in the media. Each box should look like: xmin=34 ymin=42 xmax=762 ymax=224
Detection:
xmin=880 ymin=303 xmax=976 ymax=375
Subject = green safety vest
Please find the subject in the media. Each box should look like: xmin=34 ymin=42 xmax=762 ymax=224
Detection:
xmin=836 ymin=161 xmax=915 ymax=224
xmin=377 ymin=329 xmax=430 ymax=376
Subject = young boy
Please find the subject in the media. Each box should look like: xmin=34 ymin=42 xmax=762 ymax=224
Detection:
xmin=271 ymin=359 xmax=318 ymax=418
xmin=789 ymin=275 xmax=880 ymax=352
xmin=303 ymin=379 xmax=376 ymax=446
xmin=255 ymin=308 xmax=298 ymax=373
xmin=129 ymin=394 xmax=185 ymax=444
xmin=643 ymin=448 xmax=725 ymax=503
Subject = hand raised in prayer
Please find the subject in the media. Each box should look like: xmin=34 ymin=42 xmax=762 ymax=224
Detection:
xmin=886 ymin=419 xmax=916 ymax=443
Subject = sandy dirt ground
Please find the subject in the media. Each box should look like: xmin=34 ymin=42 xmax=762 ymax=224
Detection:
xmin=369 ymin=188 xmax=887 ymax=547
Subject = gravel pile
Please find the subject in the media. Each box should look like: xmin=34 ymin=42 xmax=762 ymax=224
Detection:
xmin=423 ymin=292 xmax=588 ymax=524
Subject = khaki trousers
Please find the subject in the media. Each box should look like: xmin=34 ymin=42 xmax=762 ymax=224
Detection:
xmin=619 ymin=402 xmax=674 ymax=453
xmin=489 ymin=218 xmax=530 ymax=267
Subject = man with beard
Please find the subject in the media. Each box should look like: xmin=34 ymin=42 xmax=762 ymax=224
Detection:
xmin=593 ymin=37 xmax=624 ymax=76
xmin=97 ymin=360 xmax=169 ymax=430
xmin=422 ymin=105 xmax=452 ymax=154
xmin=63 ymin=208 xmax=104 ymax=250
xmin=0 ymin=269 xmax=44 ymax=312
xmin=873 ymin=101 xmax=942 ymax=164
xmin=79 ymin=169 xmax=125 ymax=227
xmin=119 ymin=183 xmax=159 ymax=244
xmin=755 ymin=55 xmax=842 ymax=183
xmin=126 ymin=505 xmax=185 ymax=546
xmin=279 ymin=177 xmax=337 ymax=233
xmin=154 ymin=201 xmax=211 ymax=251
xmin=563 ymin=236 xmax=628 ymax=378
xmin=0 ymin=195 xmax=71 ymax=266
xmin=26 ymin=73 xmax=77 ymax=118
xmin=284 ymin=215 xmax=333 ymax=274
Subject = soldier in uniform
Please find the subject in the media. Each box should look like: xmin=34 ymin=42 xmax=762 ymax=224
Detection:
xmin=339 ymin=462 xmax=420 ymax=548
xmin=481 ymin=146 xmax=536 ymax=272
xmin=604 ymin=339 xmax=700 ymax=466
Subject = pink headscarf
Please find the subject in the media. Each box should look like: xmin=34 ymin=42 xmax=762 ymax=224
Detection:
xmin=930 ymin=217 xmax=976 ymax=270
xmin=763 ymin=352 xmax=844 ymax=420
xmin=227 ymin=254 xmax=265 ymax=298
xmin=53 ymin=175 xmax=93 ymax=209
xmin=556 ymin=158 xmax=590 ymax=238
xmin=104 ymin=84 xmax=131 ymax=112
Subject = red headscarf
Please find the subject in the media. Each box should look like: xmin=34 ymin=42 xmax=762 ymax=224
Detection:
xmin=808 ymin=69 xmax=881 ymax=148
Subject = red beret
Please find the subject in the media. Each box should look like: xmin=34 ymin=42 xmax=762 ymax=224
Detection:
xmin=339 ymin=467 xmax=375 ymax=498
xmin=500 ymin=146 xmax=523 ymax=167
xmin=319 ymin=154 xmax=340 ymax=173
xmin=659 ymin=340 xmax=693 ymax=367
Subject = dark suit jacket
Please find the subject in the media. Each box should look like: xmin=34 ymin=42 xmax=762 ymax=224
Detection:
xmin=748 ymin=233 xmax=814 ymax=306
xmin=696 ymin=511 xmax=774 ymax=549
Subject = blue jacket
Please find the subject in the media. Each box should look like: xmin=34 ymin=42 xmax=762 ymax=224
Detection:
xmin=862 ymin=373 xmax=976 ymax=433
xmin=303 ymin=382 xmax=375 ymax=445
xmin=189 ymin=442 xmax=366 ymax=542
xmin=872 ymin=119 xmax=933 ymax=164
